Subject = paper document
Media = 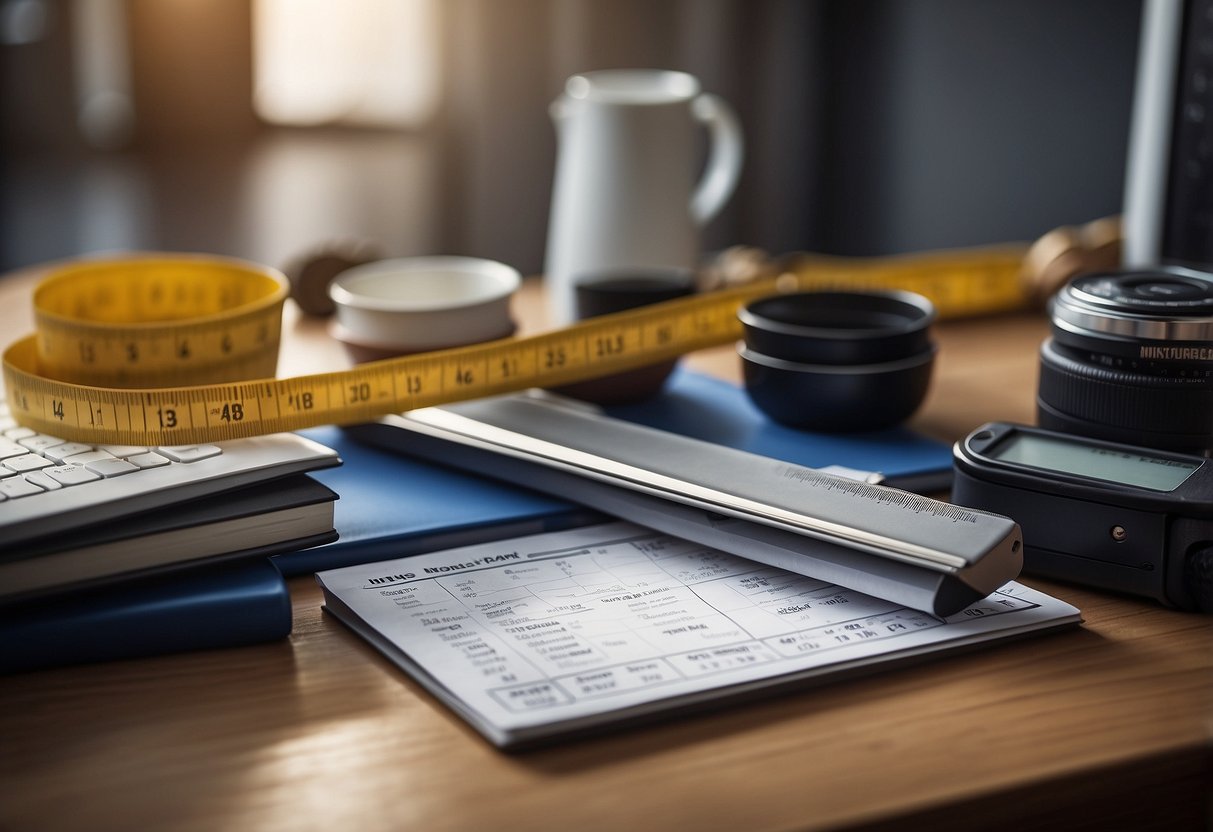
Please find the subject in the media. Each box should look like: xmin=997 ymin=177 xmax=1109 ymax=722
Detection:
xmin=317 ymin=522 xmax=1080 ymax=748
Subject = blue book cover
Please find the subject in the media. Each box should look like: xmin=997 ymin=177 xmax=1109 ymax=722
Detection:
xmin=0 ymin=558 xmax=292 ymax=674
xmin=282 ymin=369 xmax=952 ymax=576
xmin=275 ymin=428 xmax=601 ymax=577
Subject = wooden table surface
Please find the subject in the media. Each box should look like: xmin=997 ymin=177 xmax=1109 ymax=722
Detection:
xmin=0 ymin=265 xmax=1210 ymax=832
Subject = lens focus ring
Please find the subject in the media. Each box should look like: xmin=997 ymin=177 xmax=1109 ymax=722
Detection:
xmin=1038 ymin=338 xmax=1213 ymax=451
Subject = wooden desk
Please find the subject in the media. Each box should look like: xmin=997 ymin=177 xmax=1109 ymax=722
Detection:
xmin=1 ymin=267 xmax=1210 ymax=831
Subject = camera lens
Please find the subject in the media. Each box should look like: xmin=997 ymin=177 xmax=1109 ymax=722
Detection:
xmin=1037 ymin=266 xmax=1213 ymax=454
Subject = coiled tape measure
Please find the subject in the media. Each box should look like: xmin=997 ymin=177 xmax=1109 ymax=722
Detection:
xmin=3 ymin=249 xmax=1029 ymax=446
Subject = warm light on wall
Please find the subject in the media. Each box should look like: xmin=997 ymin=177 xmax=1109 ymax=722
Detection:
xmin=252 ymin=0 xmax=440 ymax=128
xmin=72 ymin=0 xmax=134 ymax=149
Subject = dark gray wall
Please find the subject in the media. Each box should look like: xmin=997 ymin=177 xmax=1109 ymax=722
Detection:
xmin=816 ymin=0 xmax=1140 ymax=255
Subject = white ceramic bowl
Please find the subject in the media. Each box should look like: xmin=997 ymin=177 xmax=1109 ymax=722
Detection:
xmin=328 ymin=256 xmax=520 ymax=358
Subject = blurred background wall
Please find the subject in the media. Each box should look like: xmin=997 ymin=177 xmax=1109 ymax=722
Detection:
xmin=0 ymin=0 xmax=1141 ymax=276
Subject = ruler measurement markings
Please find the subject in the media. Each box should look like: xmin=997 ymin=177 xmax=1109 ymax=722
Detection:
xmin=781 ymin=467 xmax=981 ymax=522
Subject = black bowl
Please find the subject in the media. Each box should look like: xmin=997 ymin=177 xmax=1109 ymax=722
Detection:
xmin=551 ymin=268 xmax=696 ymax=404
xmin=738 ymin=290 xmax=936 ymax=365
xmin=740 ymin=344 xmax=937 ymax=432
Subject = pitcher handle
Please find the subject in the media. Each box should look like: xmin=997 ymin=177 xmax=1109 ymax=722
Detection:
xmin=690 ymin=93 xmax=744 ymax=225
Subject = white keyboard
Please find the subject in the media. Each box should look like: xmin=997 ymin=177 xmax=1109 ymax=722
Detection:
xmin=0 ymin=397 xmax=340 ymax=548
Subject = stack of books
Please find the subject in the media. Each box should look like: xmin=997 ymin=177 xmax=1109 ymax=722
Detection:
xmin=0 ymin=443 xmax=341 ymax=673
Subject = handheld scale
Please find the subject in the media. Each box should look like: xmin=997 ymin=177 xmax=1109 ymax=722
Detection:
xmin=350 ymin=394 xmax=1024 ymax=617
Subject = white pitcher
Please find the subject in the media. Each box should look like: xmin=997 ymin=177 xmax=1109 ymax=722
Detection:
xmin=544 ymin=69 xmax=744 ymax=324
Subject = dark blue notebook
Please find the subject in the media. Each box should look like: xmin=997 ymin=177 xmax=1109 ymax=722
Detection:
xmin=275 ymin=428 xmax=600 ymax=577
xmin=280 ymin=369 xmax=952 ymax=576
xmin=0 ymin=558 xmax=292 ymax=674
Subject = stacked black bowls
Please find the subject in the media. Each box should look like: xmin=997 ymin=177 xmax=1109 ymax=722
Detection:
xmin=738 ymin=290 xmax=938 ymax=432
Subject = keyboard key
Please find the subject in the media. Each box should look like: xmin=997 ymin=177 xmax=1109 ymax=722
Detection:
xmin=4 ymin=427 xmax=36 ymax=440
xmin=60 ymin=450 xmax=117 ymax=466
xmin=0 ymin=477 xmax=46 ymax=499
xmin=0 ymin=466 xmax=17 ymax=478
xmin=84 ymin=458 xmax=139 ymax=478
xmin=4 ymin=454 xmax=54 ymax=473
xmin=127 ymin=451 xmax=171 ymax=469
xmin=23 ymin=471 xmax=63 ymax=491
xmin=97 ymin=445 xmax=149 ymax=458
xmin=157 ymin=445 xmax=223 ymax=463
xmin=43 ymin=464 xmax=103 ymax=486
xmin=44 ymin=442 xmax=95 ymax=463
xmin=18 ymin=434 xmax=67 ymax=453
xmin=0 ymin=441 xmax=28 ymax=460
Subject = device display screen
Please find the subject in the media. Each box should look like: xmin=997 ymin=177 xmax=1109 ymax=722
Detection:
xmin=990 ymin=431 xmax=1199 ymax=491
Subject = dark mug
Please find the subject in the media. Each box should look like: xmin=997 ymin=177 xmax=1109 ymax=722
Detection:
xmin=551 ymin=268 xmax=696 ymax=404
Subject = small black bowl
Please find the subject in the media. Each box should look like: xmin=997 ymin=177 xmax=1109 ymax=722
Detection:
xmin=738 ymin=290 xmax=935 ymax=365
xmin=740 ymin=344 xmax=937 ymax=432
xmin=738 ymin=289 xmax=937 ymax=431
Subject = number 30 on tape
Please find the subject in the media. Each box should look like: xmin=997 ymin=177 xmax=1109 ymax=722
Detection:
xmin=3 ymin=249 xmax=1028 ymax=446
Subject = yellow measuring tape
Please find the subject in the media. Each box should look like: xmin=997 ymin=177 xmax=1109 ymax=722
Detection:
xmin=3 ymin=248 xmax=1029 ymax=446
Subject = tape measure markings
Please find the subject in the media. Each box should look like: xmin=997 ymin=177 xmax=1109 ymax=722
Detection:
xmin=4 ymin=248 xmax=1028 ymax=445
xmin=29 ymin=256 xmax=287 ymax=387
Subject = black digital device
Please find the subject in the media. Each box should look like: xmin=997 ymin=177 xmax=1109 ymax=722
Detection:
xmin=952 ymin=422 xmax=1213 ymax=612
